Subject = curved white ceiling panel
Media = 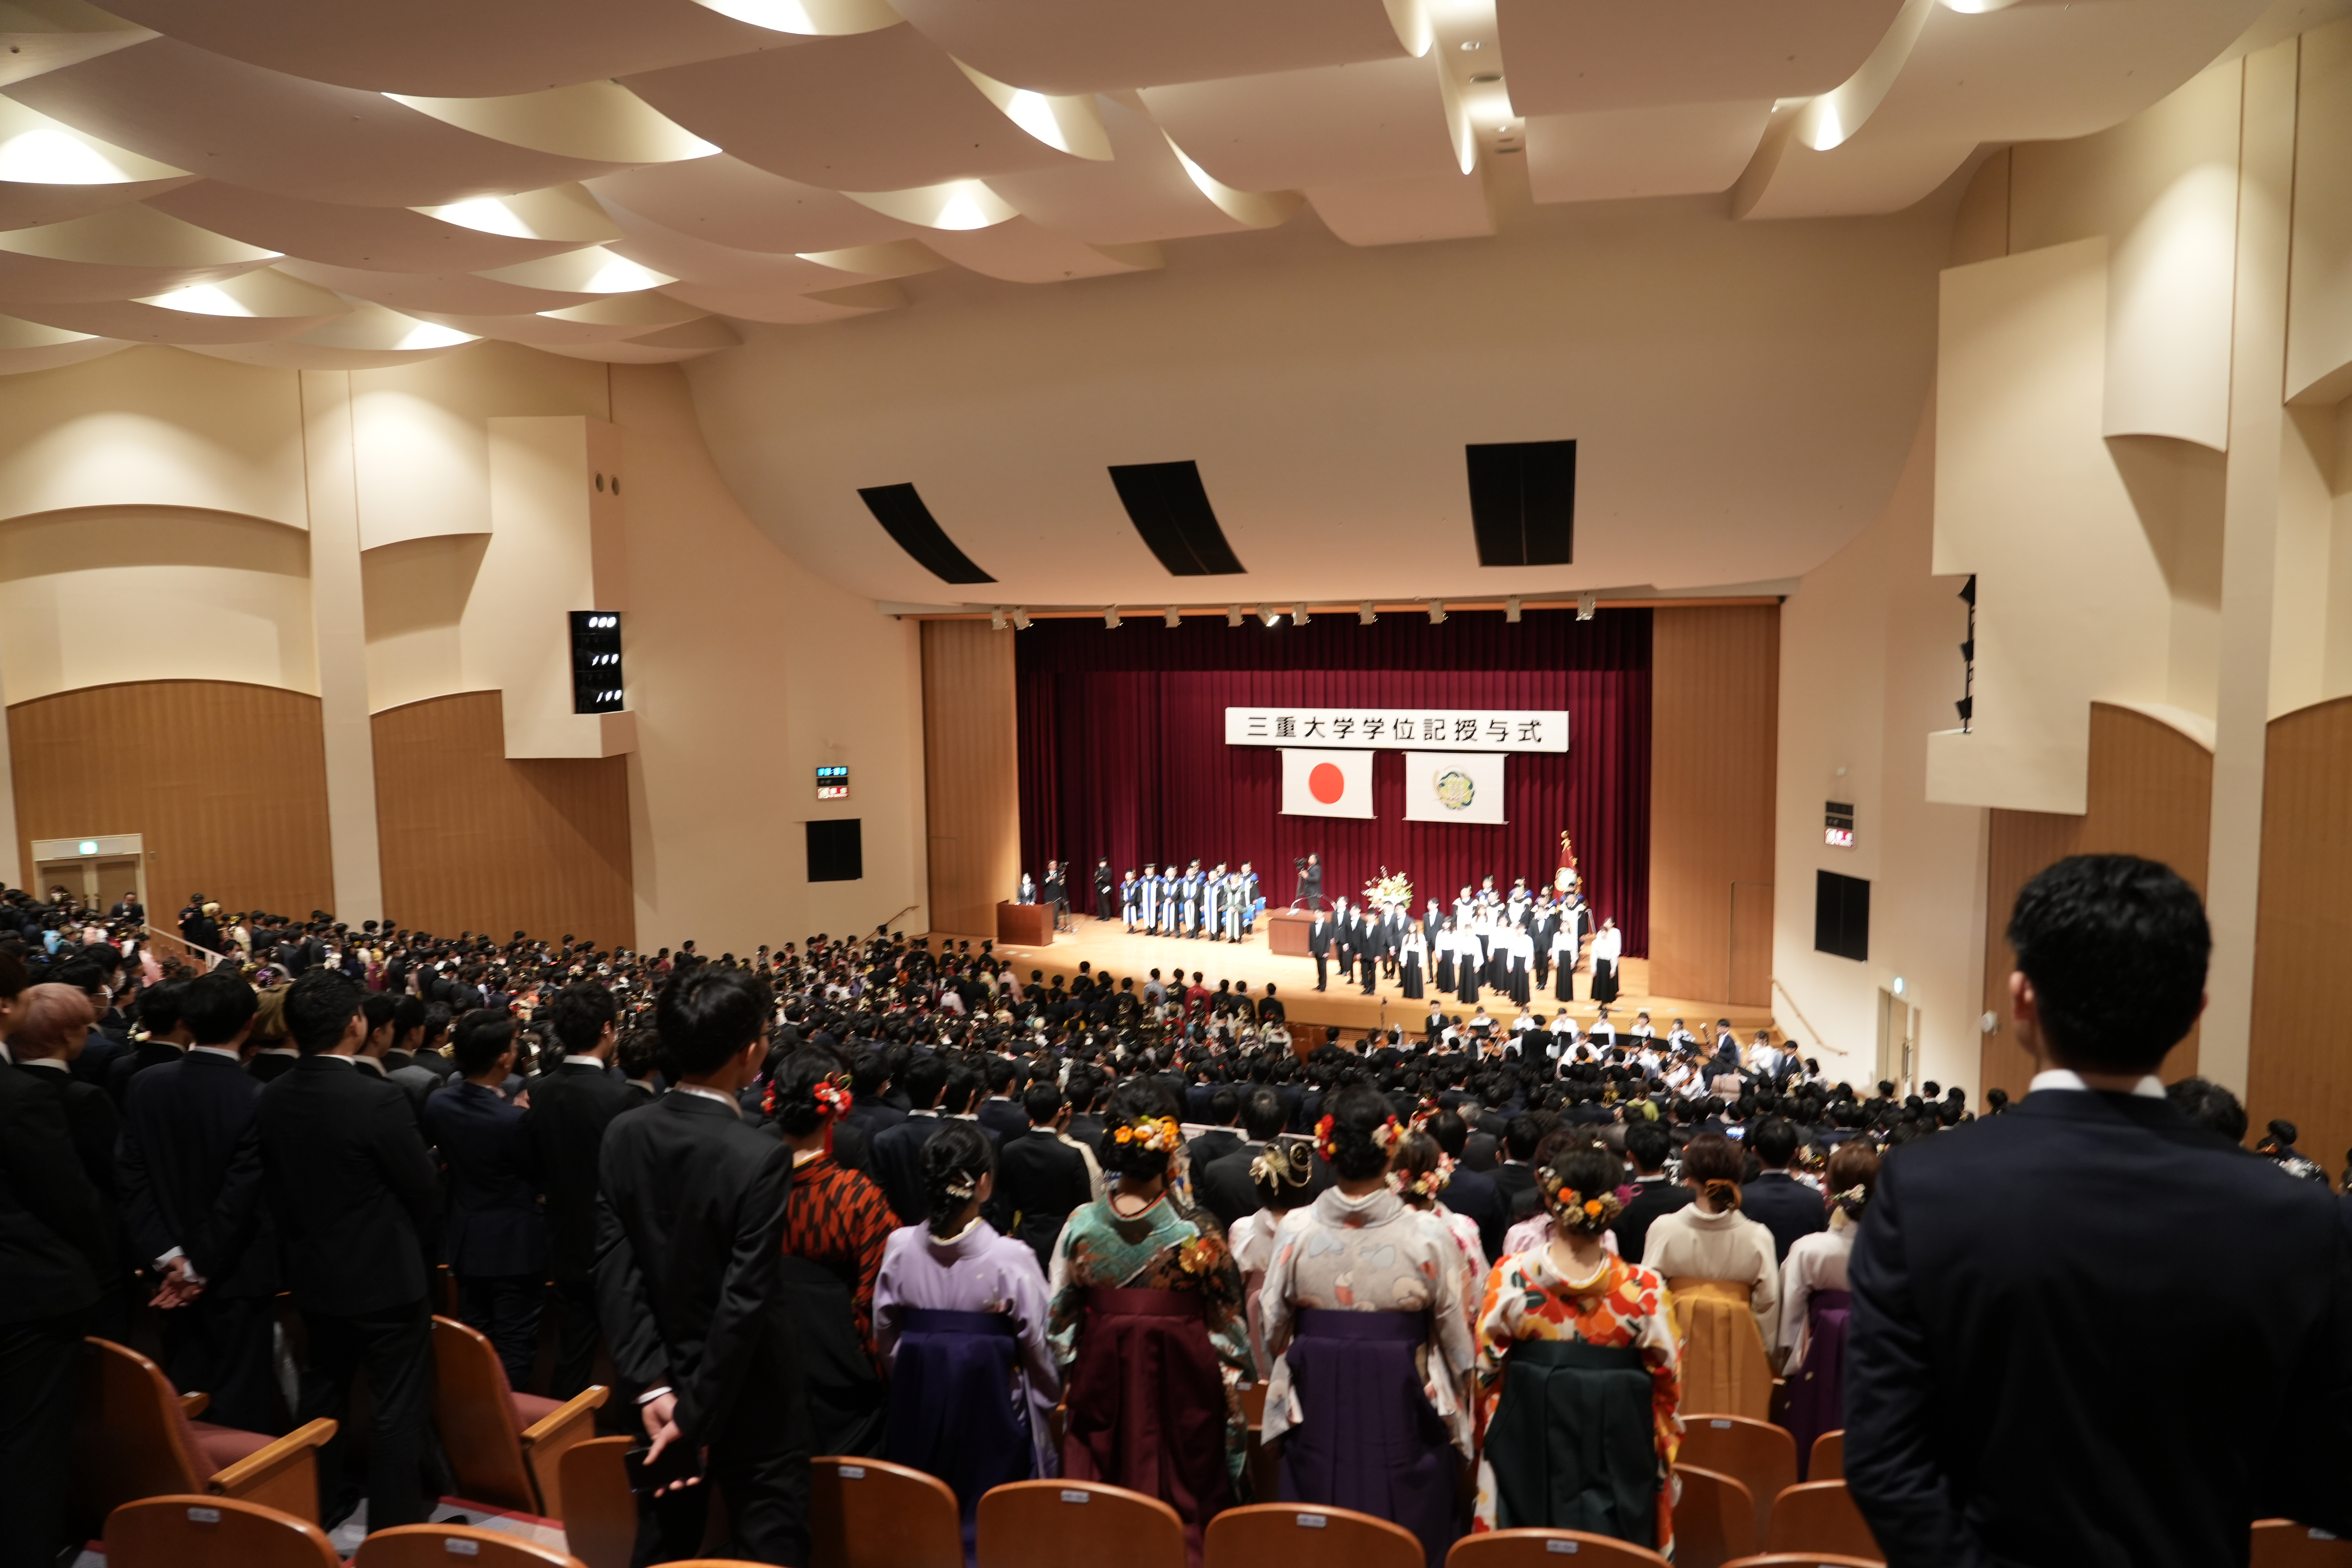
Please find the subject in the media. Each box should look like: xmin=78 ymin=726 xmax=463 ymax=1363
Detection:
xmin=6 ymin=265 xmax=349 ymax=342
xmin=1142 ymin=55 xmax=1460 ymax=194
xmin=889 ymin=0 xmax=1414 ymax=96
xmin=1306 ymin=164 xmax=1492 ymax=246
xmin=0 ymin=203 xmax=278 ymax=301
xmin=988 ymin=97 xmax=1281 ymax=245
xmin=1526 ymin=101 xmax=1772 ymax=203
xmin=145 ymin=183 xmax=596 ymax=273
xmin=587 ymin=156 xmax=919 ymax=254
xmin=1499 ymin=0 xmax=1905 ymax=116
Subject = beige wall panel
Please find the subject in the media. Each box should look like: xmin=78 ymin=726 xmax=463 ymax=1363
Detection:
xmin=2286 ymin=19 xmax=2352 ymax=405
xmin=1977 ymin=701 xmax=2210 ymax=1095
xmin=2248 ymin=695 xmax=2352 ymax=1195
xmin=0 ymin=347 xmax=307 ymax=529
xmin=361 ymin=533 xmax=489 ymax=714
xmin=0 ymin=506 xmax=316 ymax=703
xmin=922 ymin=618 xmax=1018 ymax=941
xmin=372 ymin=691 xmax=633 ymax=947
xmin=9 ymin=679 xmax=335 ymax=919
xmin=1648 ymin=605 xmax=1778 ymax=1004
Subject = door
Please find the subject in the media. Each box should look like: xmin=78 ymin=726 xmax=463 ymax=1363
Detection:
xmin=1728 ymin=881 xmax=1774 ymax=1006
xmin=1875 ymin=988 xmax=1917 ymax=1093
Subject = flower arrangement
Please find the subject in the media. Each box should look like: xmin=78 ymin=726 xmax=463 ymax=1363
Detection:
xmin=1110 ymin=1115 xmax=1183 ymax=1154
xmin=1535 ymin=1168 xmax=1628 ymax=1225
xmin=1364 ymin=868 xmax=1414 ymax=916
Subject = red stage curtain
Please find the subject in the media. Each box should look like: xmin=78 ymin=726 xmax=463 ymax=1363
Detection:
xmin=1014 ymin=608 xmax=1652 ymax=955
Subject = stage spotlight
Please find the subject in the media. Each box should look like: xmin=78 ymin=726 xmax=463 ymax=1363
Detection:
xmin=1359 ymin=601 xmax=1378 ymax=625
xmin=989 ymin=607 xmax=1006 ymax=631
xmin=1505 ymin=595 xmax=1522 ymax=623
xmin=1105 ymin=607 xmax=1121 ymax=629
xmin=1576 ymin=592 xmax=1598 ymax=621
xmin=1955 ymin=696 xmax=1973 ymax=725
xmin=1227 ymin=605 xmax=1244 ymax=627
xmin=1958 ymin=575 xmax=1977 ymax=607
xmin=1258 ymin=603 xmax=1280 ymax=626
xmin=1164 ymin=606 xmax=1182 ymax=628
xmin=1428 ymin=600 xmax=1447 ymax=624
xmin=1011 ymin=607 xmax=1032 ymax=631
xmin=1959 ymin=638 xmax=1973 ymax=662
xmin=1293 ymin=602 xmax=1312 ymax=626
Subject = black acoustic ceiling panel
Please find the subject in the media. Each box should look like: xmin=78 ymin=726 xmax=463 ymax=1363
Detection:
xmin=858 ymin=482 xmax=995 ymax=585
xmin=1465 ymin=439 xmax=1576 ymax=567
xmin=1108 ymin=460 xmax=1246 ymax=576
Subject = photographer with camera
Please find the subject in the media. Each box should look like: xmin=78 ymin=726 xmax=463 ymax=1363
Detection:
xmin=1294 ymin=852 xmax=1324 ymax=912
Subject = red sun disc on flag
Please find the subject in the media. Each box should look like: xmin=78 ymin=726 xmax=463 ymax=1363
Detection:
xmin=1309 ymin=763 xmax=1345 ymax=804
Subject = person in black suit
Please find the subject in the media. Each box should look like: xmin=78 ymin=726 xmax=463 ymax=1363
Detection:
xmin=1738 ymin=1117 xmax=1826 ymax=1265
xmin=1307 ymin=911 xmax=1333 ymax=992
xmin=991 ymin=1082 xmax=1096 ymax=1270
xmin=525 ymin=982 xmax=638 ymax=1400
xmin=1848 ymin=855 xmax=2352 ymax=1567
xmin=107 ymin=976 xmax=191 ymax=1104
xmin=424 ymin=1011 xmax=545 ymax=1391
xmin=1297 ymin=852 xmax=1324 ymax=912
xmin=1610 ymin=1120 xmax=1692 ymax=1265
xmin=7 ymin=983 xmax=127 ymax=1336
xmin=974 ymin=1057 xmax=1029 ymax=1146
xmin=117 ymin=971 xmax=280 ymax=1432
xmin=1489 ymin=1115 xmax=1542 ymax=1221
xmin=1424 ymin=1108 xmax=1507 ymax=1264
xmin=0 ymin=956 xmax=108 ymax=1568
xmin=1196 ymin=1088 xmax=1292 ymax=1230
xmin=843 ymin=1053 xmax=905 ymax=1147
xmin=1186 ymin=1085 xmax=1244 ymax=1173
xmin=255 ymin=971 xmax=443 ymax=1529
xmin=598 ymin=965 xmax=810 ymax=1566
xmin=867 ymin=1052 xmax=951 ymax=1225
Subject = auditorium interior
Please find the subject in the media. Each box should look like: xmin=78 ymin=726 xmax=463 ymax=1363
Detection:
xmin=3 ymin=0 xmax=2352 ymax=1562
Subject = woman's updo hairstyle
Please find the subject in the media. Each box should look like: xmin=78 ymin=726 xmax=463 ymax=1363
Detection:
xmin=1824 ymin=1141 xmax=1879 ymax=1219
xmin=1680 ymin=1132 xmax=1745 ymax=1211
xmin=1099 ymin=1081 xmax=1182 ymax=1180
xmin=1250 ymin=1140 xmax=1317 ymax=1211
xmin=1537 ymin=1145 xmax=1626 ymax=1236
xmin=1317 ymin=1084 xmax=1402 ymax=1182
xmin=2262 ymin=1118 xmax=2300 ymax=1150
xmin=767 ymin=1050 xmax=851 ymax=1137
xmin=1389 ymin=1130 xmax=1452 ymax=1206
xmin=920 ymin=1121 xmax=995 ymax=1238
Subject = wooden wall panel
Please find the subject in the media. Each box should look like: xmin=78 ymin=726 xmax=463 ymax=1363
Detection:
xmin=922 ymin=620 xmax=1020 ymax=940
xmin=372 ymin=691 xmax=634 ymax=948
xmin=1978 ymin=702 xmax=2212 ymax=1096
xmin=9 ymin=680 xmax=335 ymax=920
xmin=2248 ymin=696 xmax=2352 ymax=1189
xmin=1648 ymin=605 xmax=1778 ymax=1003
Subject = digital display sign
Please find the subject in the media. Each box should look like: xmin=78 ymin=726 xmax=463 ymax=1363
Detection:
xmin=816 ymin=765 xmax=849 ymax=801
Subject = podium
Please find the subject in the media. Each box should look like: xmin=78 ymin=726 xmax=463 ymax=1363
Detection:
xmin=1266 ymin=909 xmax=1316 ymax=957
xmin=996 ymin=901 xmax=1053 ymax=947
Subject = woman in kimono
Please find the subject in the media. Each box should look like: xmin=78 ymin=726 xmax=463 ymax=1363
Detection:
xmin=1779 ymin=1142 xmax=1874 ymax=1475
xmin=1229 ymin=1139 xmax=1318 ymax=1378
xmin=1398 ymin=919 xmax=1427 ymax=1001
xmin=874 ymin=1122 xmax=1060 ymax=1553
xmin=1474 ymin=1145 xmax=1681 ymax=1552
xmin=773 ymin=1055 xmax=896 ymax=1458
xmin=1049 ymin=1085 xmax=1252 ymax=1565
xmin=1259 ymin=1093 xmax=1477 ymax=1568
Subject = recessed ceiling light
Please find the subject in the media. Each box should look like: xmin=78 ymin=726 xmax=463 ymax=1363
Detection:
xmin=1471 ymin=73 xmax=1501 ymax=83
xmin=1459 ymin=40 xmax=1484 ymax=50
xmin=1496 ymin=145 xmax=1523 ymax=154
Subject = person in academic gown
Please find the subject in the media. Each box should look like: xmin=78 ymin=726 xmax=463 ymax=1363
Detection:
xmin=1093 ymin=860 xmax=1116 ymax=921
xmin=1121 ymin=872 xmax=1141 ymax=932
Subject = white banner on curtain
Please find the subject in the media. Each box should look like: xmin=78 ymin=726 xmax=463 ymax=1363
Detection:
xmin=1226 ymin=708 xmax=1566 ymax=752
xmin=1402 ymin=751 xmax=1508 ymax=824
xmin=1280 ymin=748 xmax=1375 ymax=819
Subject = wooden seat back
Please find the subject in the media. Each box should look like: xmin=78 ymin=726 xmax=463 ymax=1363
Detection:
xmin=976 ymin=1479 xmax=1187 ymax=1568
xmin=104 ymin=1495 xmax=339 ymax=1568
xmin=555 ymin=1437 xmax=637 ymax=1568
xmin=352 ymin=1523 xmax=586 ymax=1568
xmin=73 ymin=1338 xmax=207 ymax=1524
xmin=431 ymin=1316 xmax=537 ymax=1513
xmin=810 ymin=1455 xmax=963 ymax=1568
xmin=1671 ymin=1465 xmax=1758 ymax=1568
xmin=2252 ymin=1520 xmax=2352 ymax=1568
xmin=1806 ymin=1432 xmax=1844 ymax=1483
xmin=1719 ymin=1556 xmax=1885 ymax=1568
xmin=1678 ymin=1415 xmax=1796 ymax=1545
xmin=1445 ymin=1529 xmax=1672 ymax=1567
xmin=1764 ymin=1482 xmax=1882 ymax=1562
xmin=1206 ymin=1502 xmax=1424 ymax=1568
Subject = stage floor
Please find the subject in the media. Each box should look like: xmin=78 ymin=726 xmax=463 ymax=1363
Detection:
xmin=926 ymin=917 xmax=1776 ymax=1044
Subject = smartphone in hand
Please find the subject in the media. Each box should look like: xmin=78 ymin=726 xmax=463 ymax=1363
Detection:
xmin=623 ymin=1440 xmax=703 ymax=1496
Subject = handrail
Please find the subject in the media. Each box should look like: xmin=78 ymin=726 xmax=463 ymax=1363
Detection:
xmin=1770 ymin=976 xmax=1851 ymax=1060
xmin=140 ymin=924 xmax=233 ymax=971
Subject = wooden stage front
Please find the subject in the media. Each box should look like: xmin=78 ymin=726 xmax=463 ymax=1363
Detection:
xmin=927 ymin=915 xmax=1776 ymax=1044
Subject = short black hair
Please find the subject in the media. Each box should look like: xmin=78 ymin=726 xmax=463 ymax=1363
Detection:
xmin=362 ymin=992 xmax=400 ymax=1036
xmin=285 ymin=971 xmax=363 ymax=1055
xmin=655 ymin=966 xmax=772 ymax=1076
xmin=1209 ymin=1085 xmax=1239 ymax=1124
xmin=1752 ymin=1116 xmax=1800 ymax=1168
xmin=2165 ymin=1076 xmax=2248 ymax=1142
xmin=1625 ymin=1119 xmax=1673 ymax=1172
xmin=547 ymin=982 xmax=618 ymax=1056
xmin=452 ymin=1009 xmax=516 ymax=1077
xmin=1240 ymin=1086 xmax=1287 ymax=1142
xmin=2008 ymin=854 xmax=2209 ymax=1072
xmin=180 ymin=971 xmax=258 ymax=1047
xmin=1022 ymin=1080 xmax=1064 ymax=1126
xmin=900 ymin=1052 xmax=949 ymax=1111
xmin=1425 ymin=1108 xmax=1469 ymax=1157
xmin=136 ymin=977 xmax=188 ymax=1038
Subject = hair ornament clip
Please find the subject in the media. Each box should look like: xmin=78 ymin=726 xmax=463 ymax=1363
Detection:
xmin=1371 ymin=1116 xmax=1404 ymax=1154
xmin=812 ymin=1080 xmax=853 ymax=1117
xmin=1112 ymin=1116 xmax=1182 ymax=1154
xmin=1391 ymin=1151 xmax=1457 ymax=1200
xmin=943 ymin=1176 xmax=978 ymax=1201
xmin=1314 ymin=1113 xmax=1339 ymax=1163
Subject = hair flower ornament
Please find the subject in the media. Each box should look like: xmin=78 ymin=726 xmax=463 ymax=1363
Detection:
xmin=813 ymin=1077 xmax=853 ymax=1118
xmin=1111 ymin=1115 xmax=1182 ymax=1154
xmin=1314 ymin=1113 xmax=1339 ymax=1163
xmin=1391 ymin=1152 xmax=1456 ymax=1200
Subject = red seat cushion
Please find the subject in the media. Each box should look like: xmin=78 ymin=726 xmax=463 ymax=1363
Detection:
xmin=188 ymin=1419 xmax=277 ymax=1474
xmin=509 ymin=1391 xmax=563 ymax=1432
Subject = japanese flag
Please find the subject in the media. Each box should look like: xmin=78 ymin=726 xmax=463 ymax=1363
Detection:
xmin=1280 ymin=748 xmax=1374 ymax=819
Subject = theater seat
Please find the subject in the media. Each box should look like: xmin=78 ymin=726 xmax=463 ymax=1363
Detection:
xmin=1677 ymin=1416 xmax=1796 ymax=1546
xmin=2252 ymin=1520 xmax=2352 ymax=1567
xmin=71 ymin=1338 xmax=337 ymax=1526
xmin=1806 ymin=1432 xmax=1844 ymax=1483
xmin=1445 ymin=1529 xmax=1672 ymax=1567
xmin=555 ymin=1438 xmax=637 ymax=1568
xmin=1720 ymin=1556 xmax=1884 ymax=1568
xmin=1206 ymin=1502 xmax=1424 ymax=1568
xmin=430 ymin=1316 xmax=607 ymax=1518
xmin=811 ymin=1455 xmax=962 ymax=1568
xmin=1671 ymin=1465 xmax=1758 ymax=1568
xmin=1764 ymin=1483 xmax=1883 ymax=1563
xmin=976 ymin=1479 xmax=1186 ymax=1568
xmin=105 ymin=1494 xmax=340 ymax=1568
xmin=352 ymin=1524 xmax=585 ymax=1568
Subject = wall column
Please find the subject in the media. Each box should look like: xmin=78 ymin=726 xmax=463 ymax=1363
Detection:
xmin=0 ymin=635 xmax=17 ymax=887
xmin=299 ymin=370 xmax=385 ymax=922
xmin=2200 ymin=40 xmax=2300 ymax=1091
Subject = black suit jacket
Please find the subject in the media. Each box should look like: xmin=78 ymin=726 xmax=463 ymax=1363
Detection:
xmin=1197 ymin=1142 xmax=1267 ymax=1231
xmin=993 ymin=1129 xmax=1094 ymax=1269
xmin=1186 ymin=1128 xmax=1244 ymax=1173
xmin=1739 ymin=1170 xmax=1826 ymax=1265
xmin=1491 ymin=1159 xmax=1538 ymax=1220
xmin=1848 ymin=1090 xmax=2352 ymax=1568
xmin=976 ymin=1097 xmax=1029 ymax=1147
xmin=424 ymin=1081 xmax=545 ymax=1278
xmin=596 ymin=1092 xmax=802 ymax=1450
xmin=255 ymin=1056 xmax=442 ymax=1315
xmin=868 ymin=1111 xmax=947 ymax=1224
xmin=1442 ymin=1163 xmax=1507 ymax=1263
xmin=107 ymin=1038 xmax=184 ymax=1105
xmin=118 ymin=1050 xmax=275 ymax=1296
xmin=247 ymin=1050 xmax=300 ymax=1083
xmin=1611 ymin=1177 xmax=1693 ymax=1265
xmin=0 ymin=1059 xmax=105 ymax=1324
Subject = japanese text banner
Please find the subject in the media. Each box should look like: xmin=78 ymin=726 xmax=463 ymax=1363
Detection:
xmin=1225 ymin=708 xmax=1567 ymax=753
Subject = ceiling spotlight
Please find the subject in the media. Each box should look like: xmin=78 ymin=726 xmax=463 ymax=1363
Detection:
xmin=1293 ymin=602 xmax=1312 ymax=626
xmin=1958 ymin=574 xmax=1977 ymax=607
xmin=1505 ymin=595 xmax=1522 ymax=624
xmin=1105 ymin=606 xmax=1121 ymax=629
xmin=1470 ymin=72 xmax=1501 ymax=83
xmin=1459 ymin=39 xmax=1484 ymax=49
xmin=1428 ymin=600 xmax=1447 ymax=625
xmin=1011 ymin=608 xmax=1032 ymax=631
xmin=989 ymin=607 xmax=1007 ymax=631
xmin=1955 ymin=696 xmax=1974 ymax=725
xmin=1164 ymin=606 xmax=1182 ymax=628
xmin=1226 ymin=605 xmax=1244 ymax=628
xmin=1359 ymin=601 xmax=1378 ymax=626
xmin=1576 ymin=591 xmax=1598 ymax=621
xmin=1258 ymin=603 xmax=1280 ymax=626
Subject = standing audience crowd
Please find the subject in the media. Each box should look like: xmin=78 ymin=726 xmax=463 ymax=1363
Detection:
xmin=2 ymin=854 xmax=2348 ymax=1568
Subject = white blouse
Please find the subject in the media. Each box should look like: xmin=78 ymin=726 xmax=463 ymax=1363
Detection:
xmin=1639 ymin=1200 xmax=1781 ymax=1353
xmin=1779 ymin=1209 xmax=1858 ymax=1368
